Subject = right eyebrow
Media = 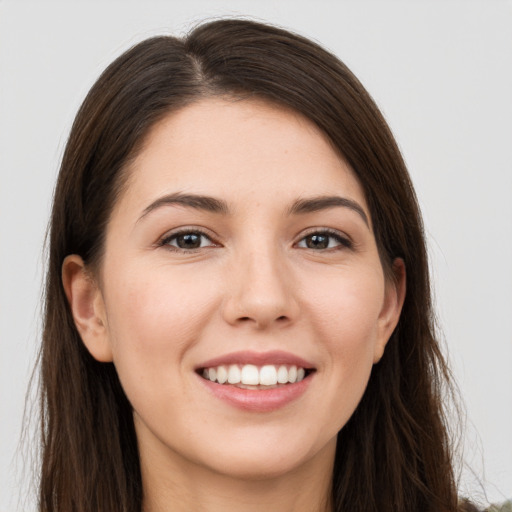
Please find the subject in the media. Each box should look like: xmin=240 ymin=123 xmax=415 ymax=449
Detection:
xmin=288 ymin=195 xmax=370 ymax=227
xmin=137 ymin=192 xmax=230 ymax=223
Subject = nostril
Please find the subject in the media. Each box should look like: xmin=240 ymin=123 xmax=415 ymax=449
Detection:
xmin=232 ymin=313 xmax=293 ymax=327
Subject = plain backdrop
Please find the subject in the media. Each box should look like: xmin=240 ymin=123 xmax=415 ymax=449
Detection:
xmin=1 ymin=1 xmax=511 ymax=510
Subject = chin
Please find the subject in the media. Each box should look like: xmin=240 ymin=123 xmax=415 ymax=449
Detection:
xmin=191 ymin=430 xmax=337 ymax=482
xmin=206 ymin=453 xmax=312 ymax=481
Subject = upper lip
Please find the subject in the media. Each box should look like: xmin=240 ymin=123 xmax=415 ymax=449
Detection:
xmin=196 ymin=350 xmax=315 ymax=370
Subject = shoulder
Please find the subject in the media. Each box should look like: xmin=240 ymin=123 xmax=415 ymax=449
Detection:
xmin=459 ymin=499 xmax=512 ymax=512
xmin=486 ymin=501 xmax=512 ymax=512
xmin=459 ymin=500 xmax=482 ymax=512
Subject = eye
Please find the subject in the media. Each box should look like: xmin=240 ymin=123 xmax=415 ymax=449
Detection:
xmin=296 ymin=230 xmax=352 ymax=250
xmin=160 ymin=230 xmax=216 ymax=251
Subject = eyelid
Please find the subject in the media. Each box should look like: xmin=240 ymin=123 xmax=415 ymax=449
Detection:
xmin=295 ymin=227 xmax=353 ymax=249
xmin=155 ymin=226 xmax=353 ymax=252
xmin=157 ymin=226 xmax=220 ymax=250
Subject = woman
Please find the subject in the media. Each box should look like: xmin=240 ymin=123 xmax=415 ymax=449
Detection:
xmin=41 ymin=18 xmax=469 ymax=511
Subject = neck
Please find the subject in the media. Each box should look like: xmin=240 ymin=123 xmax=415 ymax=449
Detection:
xmin=140 ymin=438 xmax=335 ymax=512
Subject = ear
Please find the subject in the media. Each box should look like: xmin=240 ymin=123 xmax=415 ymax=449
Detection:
xmin=373 ymin=258 xmax=406 ymax=363
xmin=62 ymin=254 xmax=113 ymax=362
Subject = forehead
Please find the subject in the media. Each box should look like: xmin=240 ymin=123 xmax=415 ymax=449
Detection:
xmin=119 ymin=98 xmax=367 ymax=216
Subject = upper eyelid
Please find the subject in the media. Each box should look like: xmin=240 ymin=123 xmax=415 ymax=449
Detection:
xmin=164 ymin=231 xmax=213 ymax=243
xmin=296 ymin=227 xmax=352 ymax=241
xmin=294 ymin=229 xmax=355 ymax=251
xmin=157 ymin=227 xmax=219 ymax=249
xmin=160 ymin=226 xmax=216 ymax=240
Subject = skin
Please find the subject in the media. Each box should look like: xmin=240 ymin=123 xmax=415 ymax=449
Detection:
xmin=63 ymin=98 xmax=406 ymax=512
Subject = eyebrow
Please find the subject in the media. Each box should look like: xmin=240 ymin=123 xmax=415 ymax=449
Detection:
xmin=138 ymin=192 xmax=369 ymax=226
xmin=138 ymin=192 xmax=230 ymax=222
xmin=288 ymin=196 xmax=369 ymax=226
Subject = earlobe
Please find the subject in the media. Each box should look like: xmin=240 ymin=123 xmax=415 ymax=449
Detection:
xmin=62 ymin=255 xmax=113 ymax=362
xmin=373 ymin=258 xmax=406 ymax=363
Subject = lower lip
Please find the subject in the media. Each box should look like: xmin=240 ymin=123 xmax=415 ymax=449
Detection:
xmin=198 ymin=374 xmax=313 ymax=412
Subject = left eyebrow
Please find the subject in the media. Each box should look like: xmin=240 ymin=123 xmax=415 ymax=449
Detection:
xmin=288 ymin=196 xmax=369 ymax=227
xmin=137 ymin=192 xmax=230 ymax=223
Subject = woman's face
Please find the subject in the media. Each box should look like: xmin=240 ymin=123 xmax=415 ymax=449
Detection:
xmin=69 ymin=98 xmax=404 ymax=482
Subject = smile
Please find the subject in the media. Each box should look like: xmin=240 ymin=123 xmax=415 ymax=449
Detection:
xmin=196 ymin=351 xmax=316 ymax=411
xmin=200 ymin=364 xmax=309 ymax=388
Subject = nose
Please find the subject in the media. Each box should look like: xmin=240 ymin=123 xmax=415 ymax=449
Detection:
xmin=221 ymin=245 xmax=300 ymax=330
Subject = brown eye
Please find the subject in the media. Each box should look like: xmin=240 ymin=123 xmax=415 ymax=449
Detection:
xmin=162 ymin=231 xmax=215 ymax=251
xmin=297 ymin=231 xmax=352 ymax=250
xmin=305 ymin=234 xmax=329 ymax=249
xmin=176 ymin=233 xmax=202 ymax=249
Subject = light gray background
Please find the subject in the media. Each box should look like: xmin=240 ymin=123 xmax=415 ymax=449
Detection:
xmin=1 ymin=1 xmax=511 ymax=510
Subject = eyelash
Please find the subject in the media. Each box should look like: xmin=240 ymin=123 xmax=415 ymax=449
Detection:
xmin=296 ymin=229 xmax=353 ymax=251
xmin=158 ymin=228 xmax=353 ymax=253
xmin=158 ymin=229 xmax=217 ymax=252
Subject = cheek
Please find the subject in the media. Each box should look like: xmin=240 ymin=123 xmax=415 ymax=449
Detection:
xmin=101 ymin=263 xmax=221 ymax=400
xmin=105 ymin=263 xmax=217 ymax=348
xmin=301 ymin=266 xmax=384 ymax=402
xmin=305 ymin=266 xmax=384 ymax=346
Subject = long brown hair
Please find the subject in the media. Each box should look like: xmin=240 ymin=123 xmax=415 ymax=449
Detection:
xmin=41 ymin=18 xmax=461 ymax=511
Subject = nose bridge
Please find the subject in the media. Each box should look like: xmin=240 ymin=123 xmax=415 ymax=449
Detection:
xmin=222 ymin=235 xmax=298 ymax=328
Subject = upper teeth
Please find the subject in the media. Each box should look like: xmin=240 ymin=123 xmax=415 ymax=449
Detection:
xmin=202 ymin=364 xmax=306 ymax=386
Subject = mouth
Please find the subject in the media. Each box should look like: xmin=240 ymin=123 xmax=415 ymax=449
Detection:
xmin=194 ymin=351 xmax=316 ymax=411
xmin=197 ymin=363 xmax=315 ymax=389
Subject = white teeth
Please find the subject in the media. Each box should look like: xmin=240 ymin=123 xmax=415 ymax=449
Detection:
xmin=201 ymin=363 xmax=310 ymax=386
xmin=241 ymin=364 xmax=259 ymax=385
xmin=288 ymin=365 xmax=297 ymax=383
xmin=259 ymin=365 xmax=278 ymax=386
xmin=216 ymin=365 xmax=228 ymax=384
xmin=277 ymin=365 xmax=288 ymax=384
xmin=227 ymin=364 xmax=241 ymax=384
